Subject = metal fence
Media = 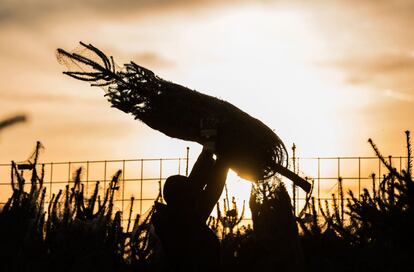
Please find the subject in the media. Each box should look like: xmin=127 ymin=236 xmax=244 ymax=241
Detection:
xmin=0 ymin=153 xmax=410 ymax=222
xmin=0 ymin=156 xmax=190 ymax=222
xmin=290 ymin=155 xmax=410 ymax=215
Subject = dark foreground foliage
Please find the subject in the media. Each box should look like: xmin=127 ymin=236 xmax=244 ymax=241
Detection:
xmin=0 ymin=142 xmax=155 ymax=272
xmin=1 ymin=132 xmax=413 ymax=272
xmin=215 ymin=181 xmax=303 ymax=272
xmin=298 ymin=131 xmax=414 ymax=272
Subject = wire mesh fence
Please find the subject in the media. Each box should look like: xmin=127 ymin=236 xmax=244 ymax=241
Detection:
xmin=0 ymin=157 xmax=189 ymax=225
xmin=0 ymin=154 xmax=410 ymax=223
xmin=290 ymin=155 xmax=410 ymax=216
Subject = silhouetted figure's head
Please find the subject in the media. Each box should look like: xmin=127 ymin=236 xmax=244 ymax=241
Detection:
xmin=163 ymin=175 xmax=194 ymax=207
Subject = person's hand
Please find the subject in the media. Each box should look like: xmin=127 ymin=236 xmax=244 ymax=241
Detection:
xmin=202 ymin=138 xmax=216 ymax=153
xmin=200 ymin=118 xmax=218 ymax=153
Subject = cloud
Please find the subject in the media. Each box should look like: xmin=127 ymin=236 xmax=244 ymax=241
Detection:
xmin=383 ymin=89 xmax=413 ymax=102
xmin=307 ymin=0 xmax=414 ymax=95
xmin=342 ymin=54 xmax=414 ymax=74
xmin=0 ymin=0 xmax=238 ymax=26
xmin=43 ymin=118 xmax=136 ymax=138
xmin=0 ymin=90 xmax=106 ymax=109
xmin=131 ymin=52 xmax=174 ymax=68
xmin=0 ymin=92 xmax=75 ymax=102
xmin=330 ymin=53 xmax=414 ymax=102
xmin=0 ymin=0 xmax=156 ymax=22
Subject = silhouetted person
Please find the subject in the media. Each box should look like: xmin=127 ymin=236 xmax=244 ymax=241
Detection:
xmin=152 ymin=148 xmax=229 ymax=272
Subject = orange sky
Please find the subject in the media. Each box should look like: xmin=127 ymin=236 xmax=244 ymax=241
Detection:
xmin=1 ymin=0 xmax=413 ymax=165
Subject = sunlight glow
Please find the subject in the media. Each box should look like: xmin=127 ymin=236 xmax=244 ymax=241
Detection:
xmin=221 ymin=170 xmax=252 ymax=218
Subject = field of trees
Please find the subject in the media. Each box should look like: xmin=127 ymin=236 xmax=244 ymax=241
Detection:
xmin=1 ymin=132 xmax=413 ymax=272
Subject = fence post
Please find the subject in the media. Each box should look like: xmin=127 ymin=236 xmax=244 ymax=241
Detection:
xmin=378 ymin=157 xmax=381 ymax=194
xmin=159 ymin=159 xmax=163 ymax=203
xmin=103 ymin=161 xmax=107 ymax=192
xmin=317 ymin=157 xmax=320 ymax=212
xmin=86 ymin=161 xmax=89 ymax=196
xmin=358 ymin=157 xmax=361 ymax=201
xmin=338 ymin=177 xmax=343 ymax=222
xmin=292 ymin=144 xmax=296 ymax=216
xmin=389 ymin=156 xmax=395 ymax=205
xmin=68 ymin=162 xmax=71 ymax=185
xmin=337 ymin=157 xmax=341 ymax=203
xmin=122 ymin=160 xmax=126 ymax=216
xmin=50 ymin=162 xmax=53 ymax=201
xmin=140 ymin=159 xmax=143 ymax=214
xmin=185 ymin=147 xmax=190 ymax=176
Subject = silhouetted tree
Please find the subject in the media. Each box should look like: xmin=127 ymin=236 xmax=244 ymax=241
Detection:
xmin=298 ymin=131 xmax=414 ymax=272
xmin=57 ymin=42 xmax=310 ymax=192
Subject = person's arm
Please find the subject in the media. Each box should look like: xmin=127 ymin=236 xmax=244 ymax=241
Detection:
xmin=197 ymin=157 xmax=229 ymax=221
xmin=188 ymin=148 xmax=215 ymax=192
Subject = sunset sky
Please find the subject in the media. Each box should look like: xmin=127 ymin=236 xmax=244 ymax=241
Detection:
xmin=1 ymin=0 xmax=413 ymax=166
xmin=1 ymin=3 xmax=413 ymax=266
